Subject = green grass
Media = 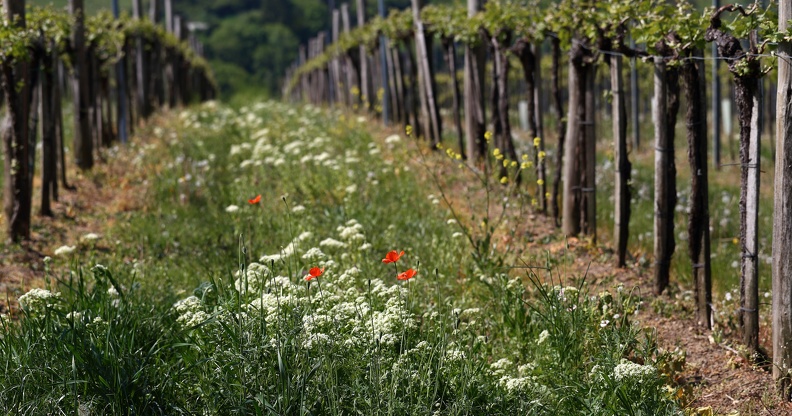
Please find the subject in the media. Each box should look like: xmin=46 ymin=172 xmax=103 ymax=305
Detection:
xmin=0 ymin=101 xmax=680 ymax=414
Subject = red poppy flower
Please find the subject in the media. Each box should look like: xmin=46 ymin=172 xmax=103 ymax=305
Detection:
xmin=382 ymin=250 xmax=405 ymax=264
xmin=248 ymin=194 xmax=262 ymax=205
xmin=304 ymin=267 xmax=324 ymax=281
xmin=397 ymin=268 xmax=417 ymax=281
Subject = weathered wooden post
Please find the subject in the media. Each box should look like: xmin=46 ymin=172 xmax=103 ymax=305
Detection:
xmin=611 ymin=52 xmax=630 ymax=267
xmin=356 ymin=0 xmax=370 ymax=110
xmin=70 ymin=0 xmax=92 ymax=170
xmin=133 ymin=0 xmax=151 ymax=119
xmin=773 ymin=0 xmax=792 ymax=398
xmin=653 ymin=49 xmax=676 ymax=295
xmin=464 ymin=0 xmax=486 ymax=162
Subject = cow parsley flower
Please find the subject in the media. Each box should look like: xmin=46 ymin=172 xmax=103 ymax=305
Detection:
xmin=319 ymin=238 xmax=347 ymax=249
xmin=18 ymin=288 xmax=60 ymax=313
xmin=54 ymin=245 xmax=76 ymax=256
xmin=613 ymin=359 xmax=656 ymax=383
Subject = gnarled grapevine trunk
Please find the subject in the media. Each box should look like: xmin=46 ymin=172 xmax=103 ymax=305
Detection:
xmin=706 ymin=7 xmax=763 ymax=353
xmin=2 ymin=0 xmax=32 ymax=241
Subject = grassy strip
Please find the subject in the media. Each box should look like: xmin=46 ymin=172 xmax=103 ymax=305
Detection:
xmin=0 ymin=101 xmax=680 ymax=414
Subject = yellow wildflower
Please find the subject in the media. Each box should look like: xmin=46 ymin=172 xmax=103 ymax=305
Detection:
xmin=538 ymin=151 xmax=547 ymax=160
xmin=537 ymin=179 xmax=545 ymax=186
xmin=500 ymin=176 xmax=509 ymax=184
xmin=503 ymin=159 xmax=510 ymax=168
xmin=510 ymin=161 xmax=518 ymax=168
xmin=484 ymin=131 xmax=493 ymax=142
xmin=406 ymin=125 xmax=413 ymax=136
xmin=533 ymin=137 xmax=541 ymax=147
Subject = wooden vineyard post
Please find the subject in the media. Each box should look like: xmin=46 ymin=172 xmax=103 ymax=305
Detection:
xmin=299 ymin=45 xmax=308 ymax=102
xmin=386 ymin=44 xmax=402 ymax=125
xmin=165 ymin=0 xmax=175 ymax=108
xmin=464 ymin=0 xmax=486 ymax=162
xmin=582 ymin=58 xmax=597 ymax=239
xmin=442 ymin=37 xmax=464 ymax=158
xmin=71 ymin=0 xmax=93 ymax=170
xmin=1 ymin=0 xmax=31 ymax=240
xmin=774 ymin=0 xmax=792 ymax=397
xmin=411 ymin=0 xmax=442 ymax=145
xmin=410 ymin=1 xmax=429 ymax=139
xmin=742 ymin=49 xmax=761 ymax=352
xmin=534 ymin=42 xmax=547 ymax=214
xmin=611 ymin=53 xmax=630 ymax=268
xmin=133 ymin=0 xmax=151 ymax=119
xmin=562 ymin=42 xmax=584 ymax=236
xmin=490 ymin=32 xmax=517 ymax=171
xmin=356 ymin=0 xmax=370 ymax=111
xmin=173 ymin=15 xmax=183 ymax=107
xmin=55 ymin=58 xmax=70 ymax=191
xmin=653 ymin=52 xmax=674 ymax=295
xmin=40 ymin=41 xmax=57 ymax=215
xmin=550 ymin=37 xmax=566 ymax=227
xmin=682 ymin=49 xmax=712 ymax=328
xmin=150 ymin=0 xmax=164 ymax=108
xmin=630 ymin=37 xmax=640 ymax=150
xmin=341 ymin=3 xmax=358 ymax=108
xmin=331 ymin=8 xmax=344 ymax=107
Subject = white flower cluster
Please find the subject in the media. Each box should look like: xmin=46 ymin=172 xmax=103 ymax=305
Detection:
xmin=18 ymin=288 xmax=60 ymax=313
xmin=173 ymin=296 xmax=211 ymax=328
xmin=54 ymin=245 xmax=76 ymax=256
xmin=612 ymin=359 xmax=656 ymax=383
xmin=234 ymin=262 xmax=273 ymax=295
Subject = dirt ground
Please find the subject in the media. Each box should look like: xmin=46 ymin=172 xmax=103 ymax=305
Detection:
xmin=1 ymin=111 xmax=790 ymax=414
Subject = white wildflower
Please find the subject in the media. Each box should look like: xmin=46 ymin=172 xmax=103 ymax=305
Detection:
xmin=538 ymin=330 xmax=550 ymax=344
xmin=18 ymin=288 xmax=60 ymax=312
xmin=54 ymin=245 xmax=76 ymax=256
xmin=292 ymin=205 xmax=306 ymax=214
xmin=445 ymin=349 xmax=466 ymax=362
xmin=225 ymin=205 xmax=240 ymax=213
xmin=302 ymin=247 xmax=327 ymax=261
xmin=81 ymin=233 xmax=100 ymax=242
xmin=319 ymin=238 xmax=347 ymax=249
xmin=613 ymin=359 xmax=656 ymax=383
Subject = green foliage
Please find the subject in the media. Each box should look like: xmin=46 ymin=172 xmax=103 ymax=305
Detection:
xmin=0 ymin=101 xmax=681 ymax=414
xmin=0 ymin=6 xmax=214 ymax=88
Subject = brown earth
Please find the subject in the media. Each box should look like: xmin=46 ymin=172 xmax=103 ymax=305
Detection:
xmin=0 ymin=114 xmax=165 ymax=315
